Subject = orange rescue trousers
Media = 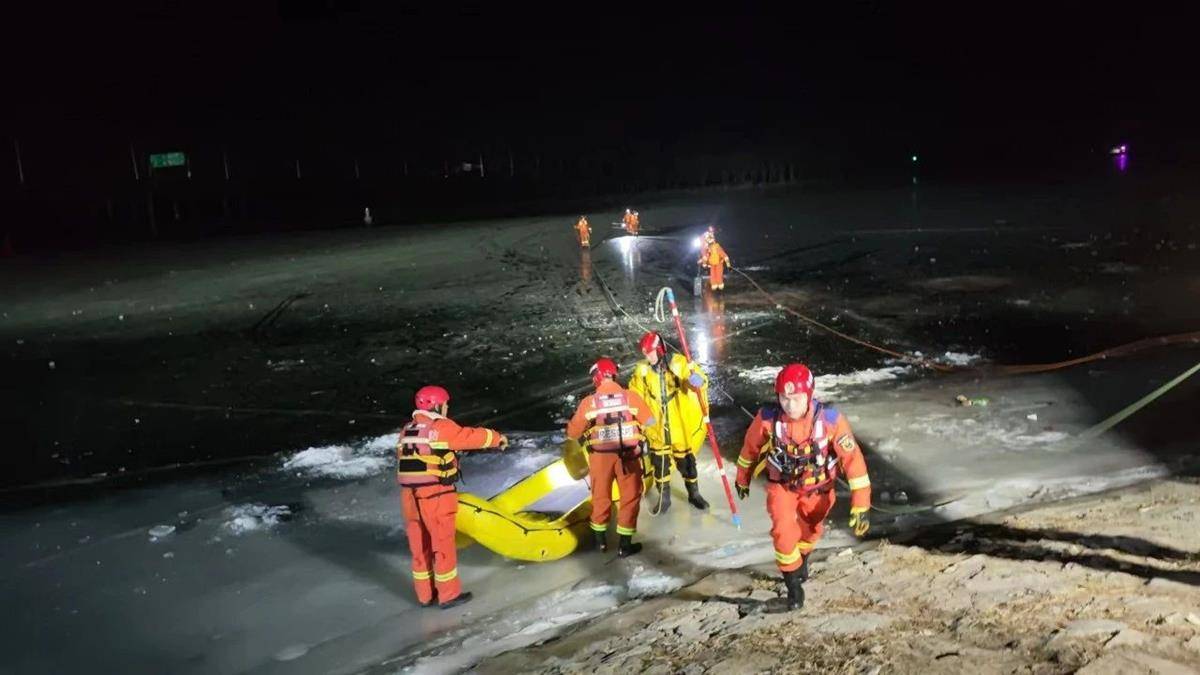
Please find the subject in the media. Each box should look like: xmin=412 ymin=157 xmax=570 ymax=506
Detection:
xmin=766 ymin=482 xmax=836 ymax=572
xmin=708 ymin=263 xmax=725 ymax=290
xmin=402 ymin=484 xmax=461 ymax=605
xmin=588 ymin=452 xmax=643 ymax=537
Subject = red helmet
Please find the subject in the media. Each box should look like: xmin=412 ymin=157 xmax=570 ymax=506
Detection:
xmin=589 ymin=358 xmax=618 ymax=387
xmin=775 ymin=364 xmax=814 ymax=397
xmin=638 ymin=331 xmax=666 ymax=359
xmin=414 ymin=385 xmax=450 ymax=411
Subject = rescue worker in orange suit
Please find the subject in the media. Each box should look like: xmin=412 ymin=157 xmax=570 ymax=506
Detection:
xmin=567 ymin=358 xmax=656 ymax=557
xmin=698 ymin=229 xmax=731 ymax=290
xmin=629 ymin=331 xmax=710 ymax=514
xmin=697 ymin=225 xmax=717 ymax=259
xmin=576 ymin=215 xmax=592 ymax=248
xmin=398 ymin=385 xmax=508 ymax=609
xmin=623 ymin=209 xmax=640 ymax=236
xmin=734 ymin=364 xmax=871 ymax=610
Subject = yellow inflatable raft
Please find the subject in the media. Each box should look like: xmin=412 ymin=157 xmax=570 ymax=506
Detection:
xmin=454 ymin=438 xmax=654 ymax=562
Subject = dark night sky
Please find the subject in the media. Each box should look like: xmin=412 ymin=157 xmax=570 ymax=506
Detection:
xmin=5 ymin=3 xmax=1199 ymax=171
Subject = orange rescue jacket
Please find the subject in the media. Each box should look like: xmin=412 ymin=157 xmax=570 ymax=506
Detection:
xmin=397 ymin=410 xmax=503 ymax=487
xmin=735 ymin=402 xmax=871 ymax=511
xmin=567 ymin=380 xmax=655 ymax=454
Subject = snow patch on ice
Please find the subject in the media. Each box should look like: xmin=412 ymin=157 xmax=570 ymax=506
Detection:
xmin=147 ymin=524 xmax=176 ymax=539
xmin=738 ymin=365 xmax=783 ymax=383
xmin=906 ymin=414 xmax=1071 ymax=452
xmin=361 ymin=433 xmax=402 ymax=455
xmin=938 ymin=352 xmax=983 ymax=366
xmin=815 ymin=366 xmax=911 ymax=397
xmin=282 ymin=434 xmax=397 ymax=479
xmin=627 ymin=565 xmax=684 ymax=598
xmin=739 ymin=365 xmax=912 ymax=399
xmin=224 ymin=503 xmax=291 ymax=535
xmin=1099 ymin=262 xmax=1140 ymax=274
xmin=1011 ymin=431 xmax=1070 ymax=446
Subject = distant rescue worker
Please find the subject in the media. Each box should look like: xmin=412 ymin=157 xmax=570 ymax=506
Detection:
xmin=576 ymin=215 xmax=592 ymax=248
xmin=567 ymin=357 xmax=656 ymax=557
xmin=629 ymin=331 xmax=711 ymax=514
xmin=398 ymin=385 xmax=508 ymax=609
xmin=698 ymin=225 xmax=716 ymax=259
xmin=698 ymin=229 xmax=731 ymax=290
xmin=734 ymin=364 xmax=871 ymax=610
xmin=623 ymin=209 xmax=640 ymax=236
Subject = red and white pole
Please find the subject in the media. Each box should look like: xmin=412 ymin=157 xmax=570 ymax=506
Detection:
xmin=661 ymin=287 xmax=741 ymax=528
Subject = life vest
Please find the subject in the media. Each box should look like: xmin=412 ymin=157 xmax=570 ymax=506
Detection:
xmin=584 ymin=391 xmax=644 ymax=456
xmin=633 ymin=357 xmax=706 ymax=452
xmin=396 ymin=416 xmax=458 ymax=487
xmin=756 ymin=402 xmax=839 ymax=493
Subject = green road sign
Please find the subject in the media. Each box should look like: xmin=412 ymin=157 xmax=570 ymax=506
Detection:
xmin=149 ymin=152 xmax=186 ymax=169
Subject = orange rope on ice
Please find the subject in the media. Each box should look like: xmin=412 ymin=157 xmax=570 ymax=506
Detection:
xmin=731 ymin=267 xmax=955 ymax=372
xmin=991 ymin=332 xmax=1200 ymax=375
xmin=732 ymin=266 xmax=1200 ymax=376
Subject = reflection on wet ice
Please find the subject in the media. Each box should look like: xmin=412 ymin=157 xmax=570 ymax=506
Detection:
xmin=694 ymin=288 xmax=727 ymax=366
xmin=616 ymin=235 xmax=641 ymax=283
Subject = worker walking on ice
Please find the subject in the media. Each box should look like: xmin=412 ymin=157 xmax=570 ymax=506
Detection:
xmin=629 ymin=331 xmax=711 ymax=514
xmin=734 ymin=364 xmax=871 ymax=610
xmin=698 ymin=227 xmax=730 ymax=290
xmin=622 ymin=209 xmax=640 ymax=236
xmin=576 ymin=215 xmax=592 ymax=248
xmin=567 ymin=358 xmax=656 ymax=557
xmin=397 ymin=385 xmax=508 ymax=609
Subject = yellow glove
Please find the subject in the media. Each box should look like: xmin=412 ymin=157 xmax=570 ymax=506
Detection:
xmin=849 ymin=509 xmax=870 ymax=537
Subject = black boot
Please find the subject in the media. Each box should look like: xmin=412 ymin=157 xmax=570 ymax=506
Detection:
xmin=679 ymin=455 xmax=708 ymax=510
xmin=439 ymin=591 xmax=473 ymax=610
xmin=651 ymin=484 xmax=672 ymax=515
xmin=685 ymin=481 xmax=710 ymax=510
xmin=649 ymin=453 xmax=672 ymax=515
xmin=798 ymin=554 xmax=810 ymax=582
xmin=593 ymin=530 xmax=608 ymax=553
xmin=782 ymin=570 xmax=804 ymax=611
xmin=617 ymin=534 xmax=642 ymax=558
